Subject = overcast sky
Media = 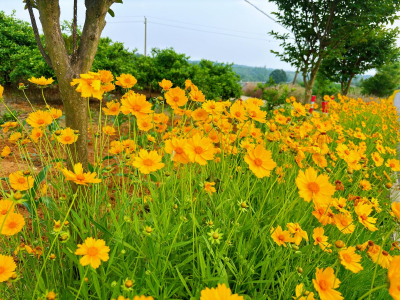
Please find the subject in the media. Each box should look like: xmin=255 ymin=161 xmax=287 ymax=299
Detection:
xmin=1 ymin=0 xmax=398 ymax=73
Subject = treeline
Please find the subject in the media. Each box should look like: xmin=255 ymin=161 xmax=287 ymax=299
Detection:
xmin=0 ymin=12 xmax=241 ymax=100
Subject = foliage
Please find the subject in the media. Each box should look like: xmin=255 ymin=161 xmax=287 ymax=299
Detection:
xmin=361 ymin=62 xmax=400 ymax=97
xmin=269 ymin=69 xmax=287 ymax=84
xmin=190 ymin=60 xmax=242 ymax=99
xmin=312 ymin=73 xmax=341 ymax=97
xmin=320 ymin=27 xmax=400 ymax=95
xmin=0 ymin=11 xmax=54 ymax=85
xmin=256 ymin=77 xmax=295 ymax=110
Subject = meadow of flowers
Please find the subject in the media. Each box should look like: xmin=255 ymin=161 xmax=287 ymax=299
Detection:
xmin=0 ymin=72 xmax=400 ymax=300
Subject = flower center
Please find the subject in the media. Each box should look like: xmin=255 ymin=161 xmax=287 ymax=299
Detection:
xmin=143 ymin=159 xmax=154 ymax=166
xmin=173 ymin=96 xmax=180 ymax=103
xmin=195 ymin=146 xmax=203 ymax=154
xmin=37 ymin=119 xmax=45 ymax=125
xmin=8 ymin=221 xmax=17 ymax=229
xmin=133 ymin=105 xmax=141 ymax=111
xmin=278 ymin=234 xmax=285 ymax=241
xmin=342 ymin=253 xmax=352 ymax=263
xmin=235 ymin=112 xmax=241 ymax=117
xmin=319 ymin=280 xmax=329 ymax=291
xmin=390 ymin=163 xmax=395 ymax=168
xmin=254 ymin=158 xmax=263 ymax=166
xmin=341 ymin=219 xmax=348 ymax=226
xmin=87 ymin=247 xmax=98 ymax=256
xmin=213 ymin=233 xmax=219 ymax=239
xmin=308 ymin=182 xmax=320 ymax=193
xmin=76 ymin=174 xmax=85 ymax=181
xmin=360 ymin=214 xmax=368 ymax=221
xmin=175 ymin=147 xmax=184 ymax=154
xmin=316 ymin=237 xmax=322 ymax=242
xmin=210 ymin=105 xmax=216 ymax=109
xmin=64 ymin=136 xmax=72 ymax=141
xmin=1 ymin=209 xmax=7 ymax=215
xmin=17 ymin=178 xmax=26 ymax=184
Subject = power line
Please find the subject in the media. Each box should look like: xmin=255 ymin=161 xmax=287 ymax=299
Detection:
xmin=107 ymin=21 xmax=143 ymax=24
xmin=147 ymin=21 xmax=279 ymax=42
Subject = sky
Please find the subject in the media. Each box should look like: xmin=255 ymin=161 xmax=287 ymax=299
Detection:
xmin=1 ymin=0 xmax=398 ymax=74
xmin=1 ymin=0 xmax=295 ymax=70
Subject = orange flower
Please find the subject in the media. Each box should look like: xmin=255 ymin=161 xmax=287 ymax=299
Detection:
xmin=1 ymin=146 xmax=11 ymax=158
xmin=137 ymin=116 xmax=154 ymax=132
xmin=204 ymin=182 xmax=216 ymax=194
xmin=61 ymin=163 xmax=102 ymax=185
xmin=392 ymin=202 xmax=400 ymax=220
xmin=287 ymin=223 xmax=308 ymax=245
xmin=244 ymin=145 xmax=276 ymax=178
xmin=102 ymin=101 xmax=120 ymax=116
xmin=0 ymin=254 xmax=17 ymax=282
xmin=200 ymin=283 xmax=244 ymax=300
xmin=354 ymin=203 xmax=377 ymax=232
xmin=203 ymin=100 xmax=224 ymax=116
xmin=333 ymin=213 xmax=354 ymax=234
xmin=30 ymin=128 xmax=44 ymax=143
xmin=184 ymin=134 xmax=215 ymax=165
xmin=28 ymin=76 xmax=54 ymax=86
xmin=313 ymin=227 xmax=331 ymax=250
xmin=388 ymin=256 xmax=400 ymax=300
xmin=71 ymin=72 xmax=104 ymax=100
xmin=165 ymin=87 xmax=188 ymax=109
xmin=339 ymin=246 xmax=363 ymax=273
xmin=386 ymin=158 xmax=400 ymax=171
xmin=115 ymin=74 xmax=137 ymax=89
xmin=190 ymin=89 xmax=205 ymax=103
xmin=57 ymin=128 xmax=78 ymax=145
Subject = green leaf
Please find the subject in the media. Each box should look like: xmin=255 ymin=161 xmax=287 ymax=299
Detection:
xmin=108 ymin=9 xmax=115 ymax=17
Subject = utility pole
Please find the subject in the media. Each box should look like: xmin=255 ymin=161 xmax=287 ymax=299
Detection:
xmin=144 ymin=16 xmax=147 ymax=57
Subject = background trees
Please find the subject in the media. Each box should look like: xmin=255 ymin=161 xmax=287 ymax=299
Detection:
xmin=360 ymin=63 xmax=400 ymax=97
xmin=269 ymin=0 xmax=399 ymax=101
xmin=269 ymin=69 xmax=287 ymax=84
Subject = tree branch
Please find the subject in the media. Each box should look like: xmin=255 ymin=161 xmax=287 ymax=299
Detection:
xmin=72 ymin=0 xmax=78 ymax=61
xmin=26 ymin=0 xmax=52 ymax=68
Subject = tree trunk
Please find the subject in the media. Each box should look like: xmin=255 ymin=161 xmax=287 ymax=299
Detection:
xmin=34 ymin=0 xmax=113 ymax=169
xmin=303 ymin=59 xmax=322 ymax=102
xmin=292 ymin=69 xmax=299 ymax=84
xmin=342 ymin=75 xmax=354 ymax=96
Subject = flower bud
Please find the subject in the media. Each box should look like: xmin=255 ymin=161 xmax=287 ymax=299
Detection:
xmin=297 ymin=267 xmax=303 ymax=274
xmin=335 ymin=240 xmax=345 ymax=249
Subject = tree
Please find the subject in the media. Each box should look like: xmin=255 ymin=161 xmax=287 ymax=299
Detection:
xmin=361 ymin=63 xmax=400 ymax=97
xmin=320 ymin=27 xmax=400 ymax=95
xmin=190 ymin=60 xmax=242 ymax=100
xmin=269 ymin=69 xmax=287 ymax=84
xmin=25 ymin=0 xmax=121 ymax=169
xmin=269 ymin=0 xmax=399 ymax=101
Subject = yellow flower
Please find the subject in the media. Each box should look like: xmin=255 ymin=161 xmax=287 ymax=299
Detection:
xmin=26 ymin=110 xmax=53 ymax=128
xmin=75 ymin=237 xmax=110 ymax=269
xmin=339 ymin=246 xmax=363 ymax=273
xmin=61 ymin=163 xmax=102 ymax=185
xmin=388 ymin=256 xmax=400 ymax=300
xmin=102 ymin=126 xmax=116 ymax=136
xmin=165 ymin=87 xmax=188 ymax=110
xmin=102 ymin=101 xmax=120 ymax=116
xmin=1 ymin=146 xmax=11 ymax=158
xmin=137 ymin=117 xmax=154 ymax=132
xmin=204 ymin=182 xmax=216 ymax=194
xmin=131 ymin=149 xmax=165 ymax=174
xmin=271 ymin=225 xmax=292 ymax=247
xmin=190 ymin=89 xmax=205 ymax=103
xmin=164 ymin=138 xmax=190 ymax=164
xmin=9 ymin=171 xmax=34 ymax=191
xmin=132 ymin=296 xmax=154 ymax=300
xmin=313 ymin=227 xmax=331 ymax=250
xmin=120 ymin=93 xmax=153 ymax=118
xmin=0 ymin=200 xmax=15 ymax=216
xmin=115 ymin=74 xmax=137 ymax=89
xmin=71 ymin=72 xmax=104 ymax=100
xmin=313 ymin=267 xmax=343 ymax=300
xmin=0 ymin=212 xmax=25 ymax=236
xmin=159 ymin=79 xmax=173 ymax=91
xmin=359 ymin=179 xmax=371 ymax=191
xmin=386 ymin=158 xmax=400 ymax=171
xmin=200 ymin=283 xmax=244 ymax=300
xmin=50 ymin=108 xmax=62 ymax=119
xmin=0 ymin=254 xmax=17 ymax=282
xmin=287 ymin=223 xmax=308 ymax=245
xmin=57 ymin=128 xmax=78 ymax=145
xmin=184 ymin=134 xmax=215 ymax=165
xmin=9 ymin=132 xmax=22 ymax=143
xmin=230 ymin=102 xmax=248 ymax=122
xmin=245 ymin=103 xmax=267 ymax=123
xmin=333 ymin=213 xmax=354 ymax=234
xmin=30 ymin=127 xmax=44 ymax=143
xmin=371 ymin=152 xmax=384 ymax=167
xmin=294 ymin=284 xmax=316 ymax=300
xmin=28 ymin=76 xmax=54 ymax=86
xmin=355 ymin=203 xmax=377 ymax=232
xmin=0 ymin=84 xmax=3 ymax=98
xmin=392 ymin=202 xmax=400 ymax=220
xmin=295 ymin=168 xmax=335 ymax=205
xmin=203 ymin=100 xmax=224 ymax=116
xmin=244 ymin=145 xmax=276 ymax=178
